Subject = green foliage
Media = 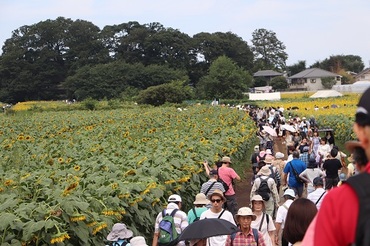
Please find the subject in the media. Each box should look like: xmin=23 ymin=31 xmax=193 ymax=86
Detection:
xmin=137 ymin=80 xmax=194 ymax=106
xmin=309 ymin=55 xmax=364 ymax=73
xmin=82 ymin=97 xmax=98 ymax=110
xmin=251 ymin=28 xmax=288 ymax=71
xmin=270 ymin=76 xmax=288 ymax=90
xmin=321 ymin=77 xmax=337 ymax=89
xmin=253 ymin=77 xmax=268 ymax=87
xmin=196 ymin=56 xmax=252 ymax=99
xmin=287 ymin=60 xmax=306 ymax=76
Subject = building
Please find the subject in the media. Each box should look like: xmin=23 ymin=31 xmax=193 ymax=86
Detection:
xmin=288 ymin=68 xmax=341 ymax=91
xmin=354 ymin=68 xmax=370 ymax=82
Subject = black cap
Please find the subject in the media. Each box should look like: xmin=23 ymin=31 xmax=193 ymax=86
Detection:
xmin=355 ymin=87 xmax=370 ymax=126
xmin=209 ymin=169 xmax=218 ymax=176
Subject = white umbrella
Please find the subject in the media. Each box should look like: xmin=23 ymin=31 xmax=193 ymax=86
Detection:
xmin=262 ymin=125 xmax=277 ymax=137
xmin=282 ymin=124 xmax=296 ymax=132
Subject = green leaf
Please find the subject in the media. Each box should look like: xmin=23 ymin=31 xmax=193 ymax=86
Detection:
xmin=22 ymin=220 xmax=46 ymax=241
xmin=0 ymin=213 xmax=18 ymax=230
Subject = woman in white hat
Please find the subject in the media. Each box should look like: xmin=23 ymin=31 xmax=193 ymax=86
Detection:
xmin=106 ymin=223 xmax=133 ymax=246
xmin=251 ymin=195 xmax=276 ymax=246
xmin=187 ymin=193 xmax=209 ymax=224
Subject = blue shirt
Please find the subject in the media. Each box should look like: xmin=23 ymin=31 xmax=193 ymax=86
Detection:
xmin=284 ymin=158 xmax=306 ymax=187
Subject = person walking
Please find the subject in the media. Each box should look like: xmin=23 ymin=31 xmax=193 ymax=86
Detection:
xmin=301 ymin=87 xmax=370 ymax=245
xmin=322 ymin=148 xmax=342 ymax=189
xmin=275 ymin=189 xmax=295 ymax=246
xmin=282 ymin=151 xmax=306 ymax=197
xmin=152 ymin=194 xmax=188 ymax=246
xmin=250 ymin=195 xmax=276 ymax=246
xmin=307 ymin=177 xmax=327 ymax=209
xmin=187 ymin=193 xmax=209 ymax=224
xmin=200 ymin=189 xmax=236 ymax=246
xmin=250 ymin=165 xmax=279 ymax=218
xmin=217 ymin=156 xmax=241 ymax=215
xmin=299 ymin=158 xmax=325 ymax=194
xmin=200 ymin=169 xmax=225 ymax=197
xmin=225 ymin=207 xmax=266 ymax=246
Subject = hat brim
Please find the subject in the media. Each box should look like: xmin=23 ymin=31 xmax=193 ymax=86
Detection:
xmin=345 ymin=141 xmax=362 ymax=152
xmin=235 ymin=214 xmax=257 ymax=221
xmin=208 ymin=192 xmax=226 ymax=202
xmin=107 ymin=230 xmax=133 ymax=241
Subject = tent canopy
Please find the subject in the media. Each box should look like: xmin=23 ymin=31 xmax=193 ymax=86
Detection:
xmin=310 ymin=90 xmax=343 ymax=98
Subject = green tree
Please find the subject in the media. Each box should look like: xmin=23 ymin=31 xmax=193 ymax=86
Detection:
xmin=321 ymin=77 xmax=337 ymax=89
xmin=137 ymin=80 xmax=194 ymax=106
xmin=270 ymin=76 xmax=288 ymax=90
xmin=196 ymin=56 xmax=252 ymax=99
xmin=62 ymin=61 xmax=188 ymax=100
xmin=251 ymin=28 xmax=288 ymax=71
xmin=287 ymin=60 xmax=306 ymax=76
xmin=310 ymin=55 xmax=364 ymax=73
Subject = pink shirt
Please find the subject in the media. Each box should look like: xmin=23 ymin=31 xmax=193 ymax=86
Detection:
xmin=218 ymin=166 xmax=238 ymax=195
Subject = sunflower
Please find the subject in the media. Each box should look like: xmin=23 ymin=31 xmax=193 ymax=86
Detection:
xmin=4 ymin=180 xmax=14 ymax=186
xmin=92 ymin=222 xmax=108 ymax=235
xmin=73 ymin=165 xmax=81 ymax=171
xmin=17 ymin=135 xmax=25 ymax=140
xmin=50 ymin=232 xmax=70 ymax=244
xmin=57 ymin=158 xmax=64 ymax=163
xmin=70 ymin=214 xmax=86 ymax=222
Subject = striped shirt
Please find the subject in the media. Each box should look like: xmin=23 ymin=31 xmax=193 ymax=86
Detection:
xmin=200 ymin=179 xmax=225 ymax=196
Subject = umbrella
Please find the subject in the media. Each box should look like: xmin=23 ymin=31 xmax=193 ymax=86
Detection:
xmin=178 ymin=218 xmax=238 ymax=241
xmin=282 ymin=124 xmax=296 ymax=132
xmin=262 ymin=125 xmax=277 ymax=137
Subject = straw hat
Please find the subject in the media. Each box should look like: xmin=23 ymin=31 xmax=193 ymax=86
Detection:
xmin=193 ymin=193 xmax=210 ymax=205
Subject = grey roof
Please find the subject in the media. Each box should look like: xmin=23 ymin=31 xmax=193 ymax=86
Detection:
xmin=289 ymin=68 xmax=339 ymax=79
xmin=254 ymin=70 xmax=283 ymax=77
xmin=355 ymin=68 xmax=370 ymax=78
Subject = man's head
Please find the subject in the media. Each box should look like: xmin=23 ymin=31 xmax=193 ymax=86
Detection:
xmin=168 ymin=194 xmax=182 ymax=208
xmin=221 ymin=156 xmax=232 ymax=165
xmin=330 ymin=148 xmax=338 ymax=158
xmin=209 ymin=169 xmax=218 ymax=178
xmin=235 ymin=207 xmax=256 ymax=229
xmin=313 ymin=177 xmax=324 ymax=188
xmin=292 ymin=150 xmax=300 ymax=159
xmin=353 ymin=87 xmax=370 ymax=160
xmin=283 ymin=188 xmax=296 ymax=200
xmin=208 ymin=189 xmax=226 ymax=211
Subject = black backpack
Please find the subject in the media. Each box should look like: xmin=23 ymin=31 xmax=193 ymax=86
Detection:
xmin=346 ymin=173 xmax=370 ymax=245
xmin=257 ymin=177 xmax=271 ymax=201
xmin=218 ymin=178 xmax=230 ymax=193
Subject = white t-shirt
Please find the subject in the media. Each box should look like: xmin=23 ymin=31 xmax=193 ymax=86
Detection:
xmin=251 ymin=213 xmax=276 ymax=246
xmin=307 ymin=187 xmax=327 ymax=210
xmin=275 ymin=199 xmax=294 ymax=229
xmin=200 ymin=209 xmax=236 ymax=246
xmin=300 ymin=168 xmax=325 ymax=193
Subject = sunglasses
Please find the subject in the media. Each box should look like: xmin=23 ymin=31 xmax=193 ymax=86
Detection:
xmin=211 ymin=199 xmax=222 ymax=203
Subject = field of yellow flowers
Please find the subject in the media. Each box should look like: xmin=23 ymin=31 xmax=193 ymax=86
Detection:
xmin=0 ymin=105 xmax=256 ymax=245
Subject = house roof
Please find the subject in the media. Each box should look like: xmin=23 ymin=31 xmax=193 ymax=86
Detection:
xmin=355 ymin=68 xmax=370 ymax=78
xmin=289 ymin=68 xmax=339 ymax=79
xmin=254 ymin=70 xmax=283 ymax=77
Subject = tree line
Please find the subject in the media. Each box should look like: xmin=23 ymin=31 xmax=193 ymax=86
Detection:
xmin=0 ymin=17 xmax=365 ymax=104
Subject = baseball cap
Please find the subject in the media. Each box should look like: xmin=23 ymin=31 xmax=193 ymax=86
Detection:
xmin=283 ymin=189 xmax=295 ymax=198
xmin=168 ymin=194 xmax=182 ymax=203
xmin=355 ymin=87 xmax=370 ymax=126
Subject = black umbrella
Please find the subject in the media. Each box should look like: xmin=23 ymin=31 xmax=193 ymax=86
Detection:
xmin=178 ymin=218 xmax=238 ymax=241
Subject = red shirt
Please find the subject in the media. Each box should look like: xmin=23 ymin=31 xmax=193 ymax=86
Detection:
xmin=304 ymin=163 xmax=370 ymax=245
xmin=218 ymin=166 xmax=238 ymax=195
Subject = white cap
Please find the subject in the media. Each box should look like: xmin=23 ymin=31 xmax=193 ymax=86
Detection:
xmin=168 ymin=194 xmax=182 ymax=203
xmin=283 ymin=189 xmax=295 ymax=198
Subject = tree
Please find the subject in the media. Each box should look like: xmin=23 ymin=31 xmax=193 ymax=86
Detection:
xmin=310 ymin=55 xmax=364 ymax=73
xmin=251 ymin=28 xmax=288 ymax=71
xmin=137 ymin=80 xmax=194 ymax=106
xmin=190 ymin=32 xmax=254 ymax=86
xmin=196 ymin=56 xmax=252 ymax=99
xmin=270 ymin=76 xmax=288 ymax=90
xmin=321 ymin=77 xmax=337 ymax=89
xmin=287 ymin=60 xmax=306 ymax=76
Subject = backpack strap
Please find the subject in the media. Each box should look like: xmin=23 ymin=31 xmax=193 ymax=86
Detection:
xmin=217 ymin=209 xmax=226 ymax=219
xmin=252 ymin=228 xmax=259 ymax=246
xmin=170 ymin=209 xmax=178 ymax=217
xmin=346 ymin=173 xmax=370 ymax=246
xmin=259 ymin=213 xmax=265 ymax=231
xmin=266 ymin=213 xmax=270 ymax=227
xmin=205 ymin=181 xmax=216 ymax=196
xmin=315 ymin=191 xmax=326 ymax=205
xmin=192 ymin=207 xmax=199 ymax=221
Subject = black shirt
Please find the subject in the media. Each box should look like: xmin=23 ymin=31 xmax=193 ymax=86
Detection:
xmin=323 ymin=158 xmax=342 ymax=178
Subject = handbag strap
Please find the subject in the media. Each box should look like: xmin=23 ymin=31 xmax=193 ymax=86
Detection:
xmin=289 ymin=161 xmax=301 ymax=180
xmin=259 ymin=213 xmax=266 ymax=231
xmin=205 ymin=181 xmax=216 ymax=196
xmin=315 ymin=191 xmax=326 ymax=205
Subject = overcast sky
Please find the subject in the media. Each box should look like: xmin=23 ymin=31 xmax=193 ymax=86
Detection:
xmin=1 ymin=0 xmax=369 ymax=67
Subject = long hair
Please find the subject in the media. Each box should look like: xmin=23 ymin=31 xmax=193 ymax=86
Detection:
xmin=283 ymin=198 xmax=317 ymax=244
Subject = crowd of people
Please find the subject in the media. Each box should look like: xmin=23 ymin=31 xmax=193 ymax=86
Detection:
xmin=105 ymin=87 xmax=370 ymax=246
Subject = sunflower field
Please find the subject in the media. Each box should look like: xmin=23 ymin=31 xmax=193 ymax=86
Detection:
xmin=0 ymin=105 xmax=256 ymax=245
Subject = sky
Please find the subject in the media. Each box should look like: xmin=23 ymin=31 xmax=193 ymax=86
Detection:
xmin=1 ymin=0 xmax=369 ymax=67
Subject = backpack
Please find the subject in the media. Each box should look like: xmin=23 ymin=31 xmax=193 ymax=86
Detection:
xmin=158 ymin=209 xmax=179 ymax=246
xmin=346 ymin=173 xmax=370 ymax=246
xmin=269 ymin=166 xmax=280 ymax=188
xmin=231 ymin=228 xmax=259 ymax=246
xmin=109 ymin=240 xmax=129 ymax=246
xmin=218 ymin=178 xmax=229 ymax=193
xmin=257 ymin=177 xmax=271 ymax=201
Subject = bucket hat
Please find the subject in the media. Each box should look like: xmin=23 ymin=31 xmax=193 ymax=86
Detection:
xmin=130 ymin=236 xmax=148 ymax=246
xmin=208 ymin=189 xmax=226 ymax=202
xmin=107 ymin=223 xmax=133 ymax=241
xmin=283 ymin=189 xmax=295 ymax=198
xmin=251 ymin=195 xmax=264 ymax=203
xmin=221 ymin=156 xmax=232 ymax=163
xmin=193 ymin=193 xmax=210 ymax=205
xmin=235 ymin=207 xmax=257 ymax=221
xmin=257 ymin=165 xmax=271 ymax=176
xmin=275 ymin=152 xmax=284 ymax=159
